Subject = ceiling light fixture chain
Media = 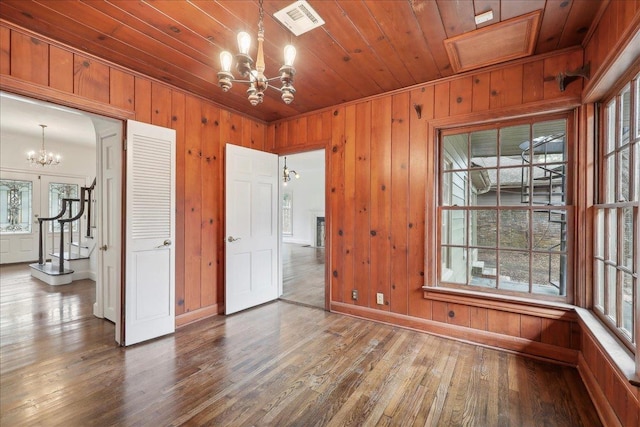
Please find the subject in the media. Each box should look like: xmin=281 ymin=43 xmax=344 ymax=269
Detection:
xmin=26 ymin=124 xmax=61 ymax=167
xmin=217 ymin=0 xmax=297 ymax=106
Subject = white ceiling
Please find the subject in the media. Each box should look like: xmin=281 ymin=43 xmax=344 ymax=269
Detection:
xmin=0 ymin=92 xmax=96 ymax=148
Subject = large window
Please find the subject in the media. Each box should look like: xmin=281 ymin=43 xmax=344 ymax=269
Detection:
xmin=439 ymin=117 xmax=570 ymax=301
xmin=594 ymin=73 xmax=639 ymax=350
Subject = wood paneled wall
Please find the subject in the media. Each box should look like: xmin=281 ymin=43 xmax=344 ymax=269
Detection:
xmin=584 ymin=0 xmax=640 ymax=84
xmin=0 ymin=22 xmax=268 ymax=324
xmin=268 ymin=48 xmax=584 ymax=340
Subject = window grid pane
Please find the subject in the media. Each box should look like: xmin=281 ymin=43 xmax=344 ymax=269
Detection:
xmin=440 ymin=118 xmax=568 ymax=299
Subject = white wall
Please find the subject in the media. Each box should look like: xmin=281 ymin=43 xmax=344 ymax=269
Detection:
xmin=280 ymin=150 xmax=325 ymax=246
xmin=1 ymin=130 xmax=96 ymax=181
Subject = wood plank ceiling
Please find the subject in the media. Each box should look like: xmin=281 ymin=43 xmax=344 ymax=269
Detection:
xmin=0 ymin=1 xmax=601 ymax=123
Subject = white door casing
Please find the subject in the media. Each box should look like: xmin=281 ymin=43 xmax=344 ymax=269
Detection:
xmin=225 ymin=144 xmax=279 ymax=314
xmin=124 ymin=120 xmax=176 ymax=346
xmin=93 ymin=124 xmax=121 ymax=326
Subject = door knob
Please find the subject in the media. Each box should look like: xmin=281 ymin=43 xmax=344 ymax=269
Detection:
xmin=156 ymin=239 xmax=172 ymax=248
xmin=99 ymin=245 xmax=108 ymax=251
xmin=227 ymin=236 xmax=241 ymax=242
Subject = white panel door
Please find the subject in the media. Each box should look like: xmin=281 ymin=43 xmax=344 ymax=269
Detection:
xmin=124 ymin=120 xmax=175 ymax=346
xmin=225 ymin=144 xmax=279 ymax=314
xmin=95 ymin=126 xmax=121 ymax=324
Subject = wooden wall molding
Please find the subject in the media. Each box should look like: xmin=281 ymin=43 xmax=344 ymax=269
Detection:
xmin=331 ymin=302 xmax=579 ymax=365
xmin=0 ymin=74 xmax=135 ymax=120
xmin=425 ymin=97 xmax=581 ymax=130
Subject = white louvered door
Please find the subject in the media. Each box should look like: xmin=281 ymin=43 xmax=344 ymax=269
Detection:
xmin=124 ymin=120 xmax=176 ymax=346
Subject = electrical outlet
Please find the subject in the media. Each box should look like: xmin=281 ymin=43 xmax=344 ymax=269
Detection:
xmin=376 ymin=293 xmax=384 ymax=305
xmin=351 ymin=289 xmax=358 ymax=300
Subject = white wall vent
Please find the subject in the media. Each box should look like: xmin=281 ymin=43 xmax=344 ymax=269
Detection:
xmin=273 ymin=0 xmax=325 ymax=36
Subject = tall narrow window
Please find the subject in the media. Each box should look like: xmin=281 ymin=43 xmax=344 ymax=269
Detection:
xmin=439 ymin=117 xmax=570 ymax=301
xmin=0 ymin=179 xmax=32 ymax=234
xmin=594 ymin=73 xmax=638 ymax=351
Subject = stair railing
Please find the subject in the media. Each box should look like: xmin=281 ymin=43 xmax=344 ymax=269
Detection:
xmin=36 ymin=198 xmax=75 ymax=266
xmin=57 ymin=186 xmax=90 ymax=273
xmin=520 ymin=133 xmax=565 ymax=205
xmin=35 ymin=178 xmax=97 ymax=273
xmin=520 ymin=133 xmax=567 ymax=294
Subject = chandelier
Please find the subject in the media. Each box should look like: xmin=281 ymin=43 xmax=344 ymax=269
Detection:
xmin=282 ymin=157 xmax=299 ymax=186
xmin=27 ymin=124 xmax=61 ymax=167
xmin=217 ymin=0 xmax=297 ymax=106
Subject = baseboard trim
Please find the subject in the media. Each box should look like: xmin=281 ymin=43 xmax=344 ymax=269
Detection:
xmin=176 ymin=304 xmax=219 ymax=327
xmin=577 ymin=352 xmax=623 ymax=427
xmin=331 ymin=302 xmax=579 ymax=365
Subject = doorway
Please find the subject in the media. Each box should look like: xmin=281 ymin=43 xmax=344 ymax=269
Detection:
xmin=278 ymin=150 xmax=326 ymax=309
xmin=0 ymin=91 xmax=121 ymax=337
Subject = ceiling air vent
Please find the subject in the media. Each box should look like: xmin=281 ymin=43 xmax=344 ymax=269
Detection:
xmin=273 ymin=0 xmax=325 ymax=36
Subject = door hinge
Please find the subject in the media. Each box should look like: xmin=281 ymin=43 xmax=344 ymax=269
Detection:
xmin=123 ymin=138 xmax=127 ymax=151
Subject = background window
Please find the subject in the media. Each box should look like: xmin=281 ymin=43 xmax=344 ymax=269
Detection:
xmin=439 ymin=118 xmax=569 ymax=300
xmin=49 ymin=182 xmax=79 ymax=232
xmin=282 ymin=191 xmax=293 ymax=236
xmin=0 ymin=179 xmax=32 ymax=234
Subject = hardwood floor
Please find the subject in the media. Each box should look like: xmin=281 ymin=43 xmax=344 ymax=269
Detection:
xmin=0 ymin=263 xmax=602 ymax=426
xmin=281 ymin=242 xmax=325 ymax=309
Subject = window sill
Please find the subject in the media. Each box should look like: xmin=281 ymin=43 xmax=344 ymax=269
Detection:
xmin=574 ymin=307 xmax=639 ymax=387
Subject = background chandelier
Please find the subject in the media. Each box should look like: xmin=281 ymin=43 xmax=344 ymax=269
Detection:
xmin=282 ymin=157 xmax=299 ymax=186
xmin=27 ymin=124 xmax=61 ymax=167
xmin=217 ymin=0 xmax=297 ymax=106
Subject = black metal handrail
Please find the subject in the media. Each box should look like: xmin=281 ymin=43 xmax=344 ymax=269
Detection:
xmin=84 ymin=178 xmax=96 ymax=237
xmin=36 ymin=179 xmax=96 ymax=274
xmin=56 ymin=187 xmax=90 ymax=273
xmin=37 ymin=198 xmax=76 ymax=265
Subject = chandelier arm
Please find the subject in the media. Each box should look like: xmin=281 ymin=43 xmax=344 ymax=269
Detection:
xmin=228 ymin=75 xmax=282 ymax=84
xmin=216 ymin=0 xmax=297 ymax=106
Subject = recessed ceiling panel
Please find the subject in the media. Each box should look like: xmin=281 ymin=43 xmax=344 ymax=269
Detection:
xmin=444 ymin=10 xmax=542 ymax=74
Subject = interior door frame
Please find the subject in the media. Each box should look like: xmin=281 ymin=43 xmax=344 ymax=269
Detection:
xmin=1 ymin=79 xmax=135 ymax=344
xmin=275 ymin=144 xmax=329 ymax=310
